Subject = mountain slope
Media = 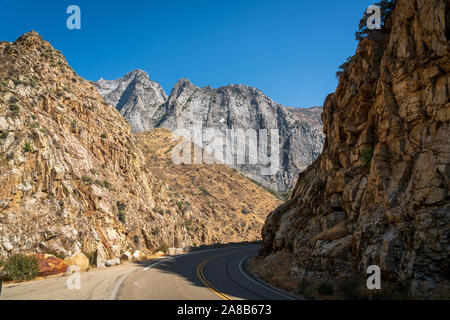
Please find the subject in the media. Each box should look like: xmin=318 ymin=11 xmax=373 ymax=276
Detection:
xmin=250 ymin=0 xmax=449 ymax=298
xmin=0 ymin=32 xmax=280 ymax=264
xmin=0 ymin=32 xmax=191 ymax=263
xmin=97 ymin=75 xmax=325 ymax=193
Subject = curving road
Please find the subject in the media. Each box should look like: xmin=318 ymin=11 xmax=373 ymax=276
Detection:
xmin=116 ymin=245 xmax=295 ymax=300
xmin=0 ymin=245 xmax=296 ymax=300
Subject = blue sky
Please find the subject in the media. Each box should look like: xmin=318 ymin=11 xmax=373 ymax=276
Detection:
xmin=0 ymin=0 xmax=376 ymax=108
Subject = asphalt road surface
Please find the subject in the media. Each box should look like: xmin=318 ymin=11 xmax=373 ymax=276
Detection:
xmin=0 ymin=245 xmax=296 ymax=300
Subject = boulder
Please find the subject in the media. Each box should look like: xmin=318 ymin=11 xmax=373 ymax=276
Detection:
xmin=120 ymin=251 xmax=132 ymax=262
xmin=64 ymin=252 xmax=89 ymax=271
xmin=96 ymin=245 xmax=107 ymax=268
xmin=105 ymin=258 xmax=121 ymax=267
xmin=31 ymin=254 xmax=67 ymax=276
xmin=132 ymin=250 xmax=141 ymax=260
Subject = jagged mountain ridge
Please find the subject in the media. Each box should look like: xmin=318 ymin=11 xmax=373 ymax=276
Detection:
xmin=96 ymin=75 xmax=324 ymax=193
xmin=250 ymin=0 xmax=449 ymax=298
xmin=96 ymin=70 xmax=167 ymax=133
xmin=0 ymin=32 xmax=281 ymax=262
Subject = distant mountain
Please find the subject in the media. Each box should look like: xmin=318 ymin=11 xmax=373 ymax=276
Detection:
xmin=96 ymin=74 xmax=324 ymax=193
xmin=96 ymin=70 xmax=167 ymax=133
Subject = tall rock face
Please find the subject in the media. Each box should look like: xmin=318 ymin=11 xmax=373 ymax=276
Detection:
xmin=252 ymin=0 xmax=449 ymax=298
xmin=0 ymin=32 xmax=190 ymax=262
xmin=95 ymin=70 xmax=167 ymax=133
xmin=156 ymin=80 xmax=325 ymax=193
xmin=97 ymin=75 xmax=324 ymax=193
xmin=0 ymin=32 xmax=281 ymax=262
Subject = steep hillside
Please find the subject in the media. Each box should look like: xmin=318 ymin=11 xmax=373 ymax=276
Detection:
xmin=136 ymin=129 xmax=282 ymax=244
xmin=0 ymin=32 xmax=193 ymax=263
xmin=96 ymin=74 xmax=324 ymax=193
xmin=251 ymin=0 xmax=449 ymax=298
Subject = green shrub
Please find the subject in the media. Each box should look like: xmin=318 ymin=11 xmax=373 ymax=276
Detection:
xmin=118 ymin=211 xmax=126 ymax=223
xmin=83 ymin=251 xmax=95 ymax=266
xmin=117 ymin=201 xmax=126 ymax=211
xmin=298 ymin=279 xmax=310 ymax=295
xmin=317 ymin=282 xmax=334 ymax=296
xmin=133 ymin=235 xmax=139 ymax=244
xmin=30 ymin=122 xmax=40 ymax=129
xmin=157 ymin=243 xmax=169 ymax=253
xmin=184 ymin=218 xmax=192 ymax=231
xmin=4 ymin=254 xmax=39 ymax=281
xmin=339 ymin=277 xmax=368 ymax=300
xmin=241 ymin=208 xmax=250 ymax=215
xmin=0 ymin=131 xmax=9 ymax=139
xmin=315 ymin=180 xmax=326 ymax=191
xmin=360 ymin=147 xmax=374 ymax=166
xmin=95 ymin=179 xmax=111 ymax=189
xmin=81 ymin=175 xmax=93 ymax=184
xmin=175 ymin=201 xmax=184 ymax=212
xmin=46 ymin=250 xmax=65 ymax=260
xmin=100 ymin=133 xmax=108 ymax=139
xmin=336 ymin=56 xmax=354 ymax=79
xmin=23 ymin=143 xmax=32 ymax=153
xmin=9 ymin=104 xmax=19 ymax=115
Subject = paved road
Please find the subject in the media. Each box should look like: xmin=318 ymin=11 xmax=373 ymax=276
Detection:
xmin=0 ymin=245 xmax=296 ymax=300
xmin=117 ymin=245 xmax=295 ymax=300
xmin=0 ymin=263 xmax=142 ymax=300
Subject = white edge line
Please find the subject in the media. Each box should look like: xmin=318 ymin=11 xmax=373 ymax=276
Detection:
xmin=111 ymin=258 xmax=172 ymax=300
xmin=143 ymin=245 xmax=260 ymax=271
xmin=110 ymin=273 xmax=130 ymax=300
xmin=238 ymin=256 xmax=296 ymax=300
xmin=143 ymin=258 xmax=172 ymax=271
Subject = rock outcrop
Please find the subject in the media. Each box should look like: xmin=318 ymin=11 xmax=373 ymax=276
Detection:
xmin=252 ymin=0 xmax=449 ymax=298
xmin=97 ymin=74 xmax=325 ymax=193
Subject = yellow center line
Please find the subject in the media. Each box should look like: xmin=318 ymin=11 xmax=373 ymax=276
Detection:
xmin=196 ymin=249 xmax=247 ymax=301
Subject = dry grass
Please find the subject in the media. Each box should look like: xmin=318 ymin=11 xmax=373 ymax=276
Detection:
xmin=135 ymin=128 xmax=283 ymax=244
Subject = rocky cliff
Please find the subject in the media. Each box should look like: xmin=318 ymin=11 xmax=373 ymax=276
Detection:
xmin=96 ymin=70 xmax=167 ymax=133
xmin=251 ymin=0 xmax=449 ymax=298
xmin=97 ymin=75 xmax=324 ymax=193
xmin=0 ymin=32 xmax=280 ymax=263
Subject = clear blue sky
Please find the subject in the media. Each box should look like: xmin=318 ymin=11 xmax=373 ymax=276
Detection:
xmin=0 ymin=0 xmax=376 ymax=107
